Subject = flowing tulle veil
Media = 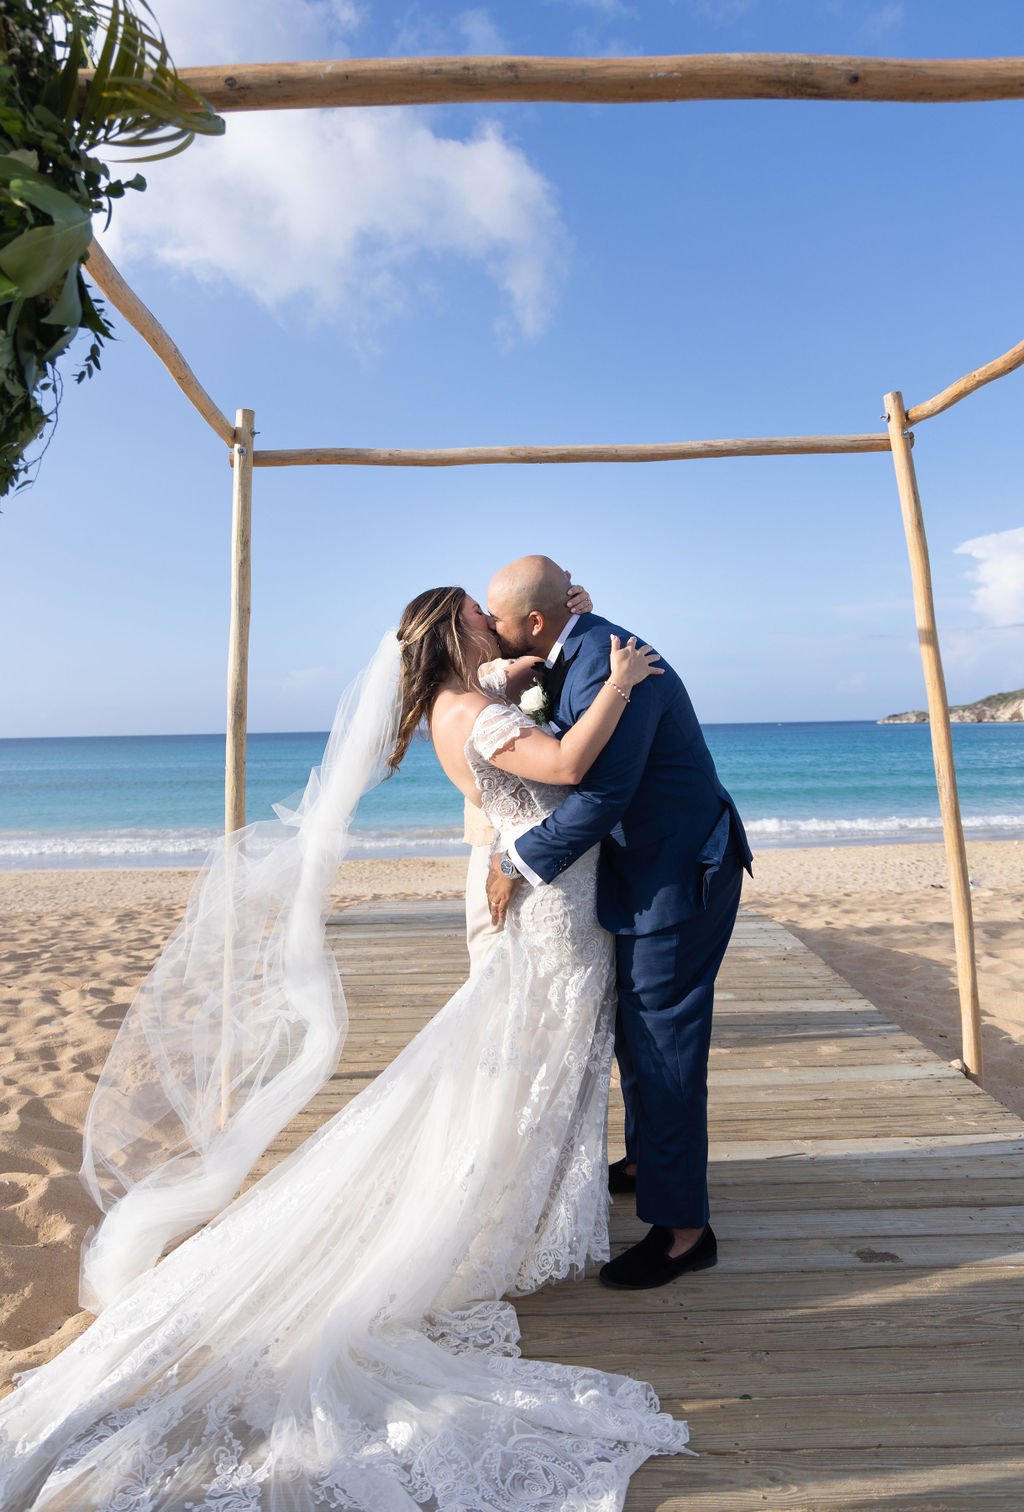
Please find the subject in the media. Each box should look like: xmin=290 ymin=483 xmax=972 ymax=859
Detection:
xmin=79 ymin=632 xmax=403 ymax=1312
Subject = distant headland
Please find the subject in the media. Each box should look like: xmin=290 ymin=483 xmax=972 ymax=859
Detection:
xmin=879 ymin=689 xmax=1024 ymax=724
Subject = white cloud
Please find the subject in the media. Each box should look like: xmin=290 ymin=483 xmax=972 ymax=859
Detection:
xmin=682 ymin=0 xmax=755 ymax=25
xmin=392 ymin=6 xmax=510 ymax=55
xmin=455 ymin=8 xmax=509 ymax=54
xmin=99 ymin=2 xmax=565 ymax=341
xmin=102 ymin=108 xmax=564 ymax=340
xmin=551 ymin=0 xmax=634 ymax=14
xmin=860 ymin=4 xmax=904 ymax=42
xmin=954 ymin=526 xmax=1024 ymax=628
xmin=153 ymin=0 xmax=362 ymax=68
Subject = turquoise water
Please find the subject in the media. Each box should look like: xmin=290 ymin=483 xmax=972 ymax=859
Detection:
xmin=0 ymin=721 xmax=1021 ymax=869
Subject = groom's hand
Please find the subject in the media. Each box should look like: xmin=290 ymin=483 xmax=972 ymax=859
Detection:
xmin=487 ymin=852 xmax=522 ymax=928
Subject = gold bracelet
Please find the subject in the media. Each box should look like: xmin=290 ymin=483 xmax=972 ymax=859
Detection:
xmin=607 ymin=680 xmax=630 ymax=704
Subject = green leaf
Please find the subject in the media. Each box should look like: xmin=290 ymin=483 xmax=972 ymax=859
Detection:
xmin=41 ymin=265 xmax=83 ymax=327
xmin=0 ymin=220 xmax=92 ymax=299
xmin=0 ymin=272 xmax=18 ymax=302
xmin=75 ymin=0 xmax=224 ymax=158
xmin=42 ymin=324 xmax=78 ymax=363
xmin=0 ymin=155 xmax=59 ymax=188
xmin=4 ymin=174 xmax=90 ymax=228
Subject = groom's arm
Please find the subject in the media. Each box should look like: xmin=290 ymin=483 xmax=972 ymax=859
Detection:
xmin=509 ymin=652 xmax=661 ymax=886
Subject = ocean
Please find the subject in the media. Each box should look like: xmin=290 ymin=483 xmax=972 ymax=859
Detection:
xmin=0 ymin=721 xmax=1021 ymax=870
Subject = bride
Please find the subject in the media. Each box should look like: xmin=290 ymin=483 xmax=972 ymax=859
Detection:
xmin=0 ymin=586 xmax=693 ymax=1511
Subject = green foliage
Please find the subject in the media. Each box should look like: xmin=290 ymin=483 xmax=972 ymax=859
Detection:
xmin=0 ymin=0 xmax=224 ymax=497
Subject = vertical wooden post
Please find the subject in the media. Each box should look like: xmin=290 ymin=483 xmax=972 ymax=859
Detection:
xmin=226 ymin=408 xmax=255 ymax=835
xmin=222 ymin=408 xmax=254 ymax=1125
xmin=884 ymin=390 xmax=983 ymax=1083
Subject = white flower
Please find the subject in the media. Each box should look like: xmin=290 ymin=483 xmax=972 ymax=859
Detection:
xmin=519 ymin=684 xmax=550 ymax=724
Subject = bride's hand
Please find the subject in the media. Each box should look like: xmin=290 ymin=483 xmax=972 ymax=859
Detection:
xmin=502 ymin=655 xmax=546 ymax=699
xmin=609 ymin=634 xmax=663 ymax=689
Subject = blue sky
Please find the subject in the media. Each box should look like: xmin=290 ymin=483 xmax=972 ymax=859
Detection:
xmin=3 ymin=0 xmax=1023 ymax=736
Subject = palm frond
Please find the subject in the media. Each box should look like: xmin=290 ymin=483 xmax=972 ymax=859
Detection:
xmin=75 ymin=1 xmax=224 ymax=160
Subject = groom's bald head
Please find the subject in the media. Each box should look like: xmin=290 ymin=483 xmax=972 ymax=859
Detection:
xmin=490 ymin=555 xmax=568 ymax=618
xmin=487 ymin=555 xmax=572 ymax=657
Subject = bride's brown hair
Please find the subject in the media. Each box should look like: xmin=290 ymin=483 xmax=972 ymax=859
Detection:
xmin=387 ymin=586 xmax=480 ymax=775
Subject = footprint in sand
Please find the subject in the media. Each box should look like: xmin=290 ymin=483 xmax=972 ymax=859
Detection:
xmin=0 ymin=1179 xmax=29 ymax=1207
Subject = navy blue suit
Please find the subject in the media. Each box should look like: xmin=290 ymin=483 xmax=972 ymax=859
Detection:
xmin=514 ymin=613 xmax=752 ymax=1228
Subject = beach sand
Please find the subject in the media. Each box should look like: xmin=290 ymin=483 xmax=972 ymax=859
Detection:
xmin=1 ymin=840 xmax=1021 ymax=1389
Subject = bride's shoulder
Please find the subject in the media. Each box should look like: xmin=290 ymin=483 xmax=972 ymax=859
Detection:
xmin=429 ymin=687 xmax=493 ymax=744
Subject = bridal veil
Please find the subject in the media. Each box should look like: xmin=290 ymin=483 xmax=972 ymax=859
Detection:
xmin=78 ymin=633 xmax=403 ymax=1311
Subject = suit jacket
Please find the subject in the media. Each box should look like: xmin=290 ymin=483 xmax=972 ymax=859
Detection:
xmin=514 ymin=613 xmax=752 ymax=936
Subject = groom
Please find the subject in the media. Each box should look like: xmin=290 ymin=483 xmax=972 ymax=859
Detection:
xmin=485 ymin=555 xmax=752 ymax=1290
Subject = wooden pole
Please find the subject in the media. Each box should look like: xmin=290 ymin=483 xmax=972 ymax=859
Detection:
xmin=907 ymin=335 xmax=1024 ymax=424
xmin=221 ymin=408 xmax=254 ymax=1125
xmin=225 ymin=409 xmax=255 ymax=835
xmin=248 ymin=433 xmax=891 ymax=468
xmin=153 ymin=53 xmax=1024 ymax=112
xmin=884 ymin=390 xmax=983 ymax=1083
xmin=84 ymin=241 xmax=236 ymax=446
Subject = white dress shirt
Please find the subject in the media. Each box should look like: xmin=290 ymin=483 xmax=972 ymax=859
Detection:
xmin=544 ymin=613 xmax=578 ymax=671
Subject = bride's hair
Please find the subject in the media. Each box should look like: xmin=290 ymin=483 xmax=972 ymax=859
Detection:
xmin=387 ymin=586 xmax=479 ymax=775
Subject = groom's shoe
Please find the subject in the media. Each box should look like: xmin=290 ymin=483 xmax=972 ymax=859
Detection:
xmin=598 ymin=1224 xmax=717 ymax=1290
xmin=608 ymin=1157 xmax=636 ymax=1195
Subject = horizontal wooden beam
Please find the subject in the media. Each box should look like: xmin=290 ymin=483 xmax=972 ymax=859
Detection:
xmin=906 ymin=336 xmax=1024 ymax=424
xmin=168 ymin=54 xmax=1024 ymax=112
xmin=249 ymin=435 xmax=891 ymax=468
xmin=83 ymin=241 xmax=236 ymax=446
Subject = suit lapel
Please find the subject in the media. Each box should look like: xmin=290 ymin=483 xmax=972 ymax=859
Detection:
xmin=542 ymin=645 xmax=579 ymax=712
xmin=542 ymin=614 xmax=591 ymax=719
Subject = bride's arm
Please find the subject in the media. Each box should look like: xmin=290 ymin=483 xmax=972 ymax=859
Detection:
xmin=488 ymin=636 xmax=662 ymax=786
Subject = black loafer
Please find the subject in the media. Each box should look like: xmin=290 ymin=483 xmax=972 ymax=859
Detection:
xmin=599 ymin=1224 xmax=717 ymax=1290
xmin=608 ymin=1157 xmax=637 ymax=1194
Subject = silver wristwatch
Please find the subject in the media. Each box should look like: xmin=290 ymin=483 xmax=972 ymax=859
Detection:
xmin=499 ymin=851 xmax=519 ymax=879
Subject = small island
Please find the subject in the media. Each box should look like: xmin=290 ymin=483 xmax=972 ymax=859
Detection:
xmin=879 ymin=689 xmax=1024 ymax=724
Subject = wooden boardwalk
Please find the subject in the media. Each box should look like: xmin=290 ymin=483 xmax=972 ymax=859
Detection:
xmin=253 ymin=901 xmax=1024 ymax=1511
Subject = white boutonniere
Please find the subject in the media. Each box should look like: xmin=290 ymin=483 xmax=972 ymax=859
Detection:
xmin=519 ymin=682 xmax=550 ymax=725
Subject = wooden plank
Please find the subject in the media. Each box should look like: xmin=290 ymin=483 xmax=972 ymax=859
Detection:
xmin=517 ymin=1266 xmax=1023 ymax=1321
xmin=706 ymin=1151 xmax=1024 ymax=1183
xmin=708 ymin=1063 xmax=954 ymax=1085
xmin=519 ymin=1340 xmax=1024 ymax=1397
xmin=701 ymin=1206 xmax=1024 ymax=1238
xmin=625 ymin=1448 xmax=1024 ymax=1511
xmin=604 ymin=1230 xmax=1024 ymax=1272
xmin=701 ymin=1133 xmax=1024 ymax=1159
xmin=657 ymin=1390 xmax=1024 ymax=1450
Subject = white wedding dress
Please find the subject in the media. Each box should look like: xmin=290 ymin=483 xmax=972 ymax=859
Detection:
xmin=0 ymin=696 xmax=691 ymax=1510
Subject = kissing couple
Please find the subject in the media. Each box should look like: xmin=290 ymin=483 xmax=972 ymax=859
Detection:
xmin=0 ymin=555 xmax=751 ymax=1512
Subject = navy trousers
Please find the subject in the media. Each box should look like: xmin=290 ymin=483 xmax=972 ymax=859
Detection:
xmin=613 ymin=836 xmax=744 ymax=1229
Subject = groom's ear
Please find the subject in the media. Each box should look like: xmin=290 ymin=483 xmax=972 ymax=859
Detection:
xmin=528 ymin=611 xmax=545 ymax=640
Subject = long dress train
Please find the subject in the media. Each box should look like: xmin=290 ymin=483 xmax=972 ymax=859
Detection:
xmin=0 ymin=699 xmax=692 ymax=1510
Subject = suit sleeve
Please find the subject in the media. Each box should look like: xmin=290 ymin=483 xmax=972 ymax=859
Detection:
xmin=511 ymin=649 xmax=661 ymax=886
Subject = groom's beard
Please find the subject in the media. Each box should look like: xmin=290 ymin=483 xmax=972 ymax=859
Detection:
xmin=495 ymin=629 xmax=533 ymax=657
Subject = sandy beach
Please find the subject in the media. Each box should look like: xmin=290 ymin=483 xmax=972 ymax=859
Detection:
xmin=1 ymin=840 xmax=1021 ymax=1391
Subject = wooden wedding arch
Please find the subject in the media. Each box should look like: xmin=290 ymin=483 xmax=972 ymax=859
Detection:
xmin=80 ymin=52 xmax=1024 ymax=1088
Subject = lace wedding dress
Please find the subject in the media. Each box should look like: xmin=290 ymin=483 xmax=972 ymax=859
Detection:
xmin=0 ymin=695 xmax=691 ymax=1511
